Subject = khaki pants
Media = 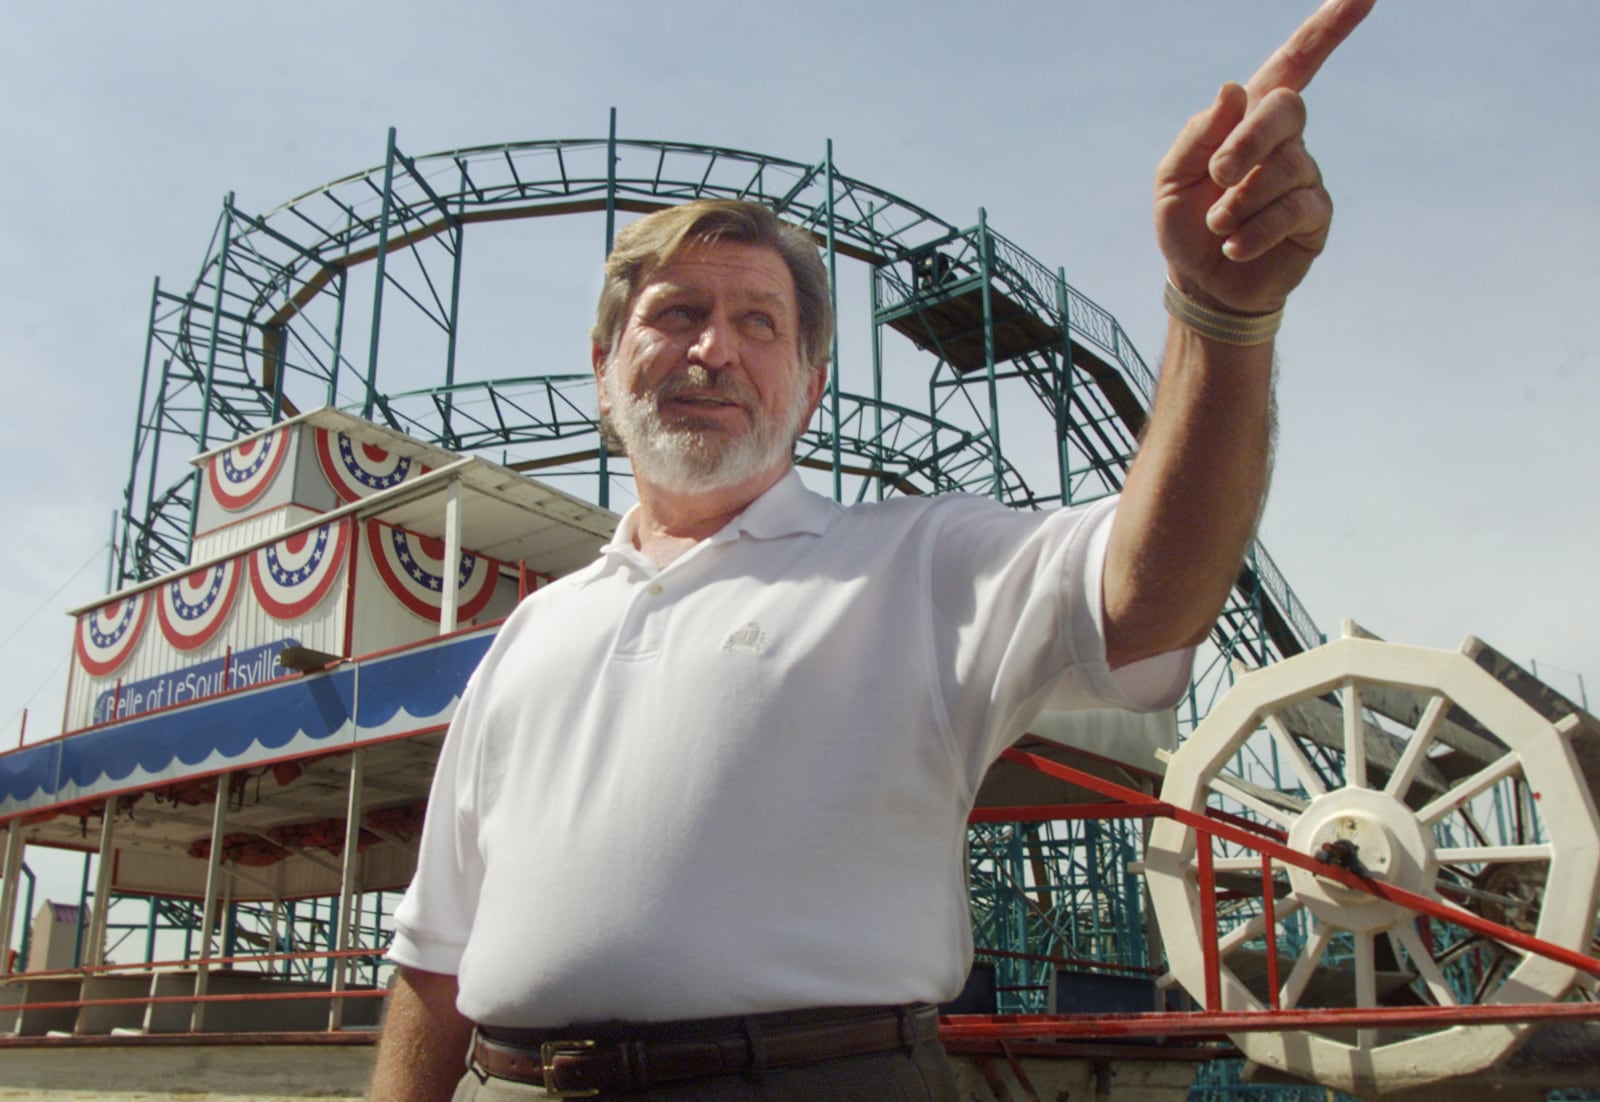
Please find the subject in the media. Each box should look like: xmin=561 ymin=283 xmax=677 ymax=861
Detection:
xmin=452 ymin=1038 xmax=959 ymax=1101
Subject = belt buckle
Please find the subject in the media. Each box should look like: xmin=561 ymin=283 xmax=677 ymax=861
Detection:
xmin=540 ymin=1039 xmax=600 ymax=1098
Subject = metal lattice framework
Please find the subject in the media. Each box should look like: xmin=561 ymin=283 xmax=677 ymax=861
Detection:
xmin=967 ymin=816 xmax=1153 ymax=1014
xmin=114 ymin=121 xmax=1327 ymax=1002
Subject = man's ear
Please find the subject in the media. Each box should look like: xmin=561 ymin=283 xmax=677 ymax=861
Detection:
xmin=801 ymin=363 xmax=828 ymax=422
xmin=592 ymin=342 xmax=611 ymax=414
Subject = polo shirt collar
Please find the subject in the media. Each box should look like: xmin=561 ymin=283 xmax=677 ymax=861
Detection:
xmin=599 ymin=467 xmax=835 ymax=569
xmin=728 ymin=468 xmax=835 ymax=541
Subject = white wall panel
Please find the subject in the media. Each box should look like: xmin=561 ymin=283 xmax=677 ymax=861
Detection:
xmin=191 ymin=504 xmax=325 ymax=564
xmin=65 ymin=541 xmax=352 ymax=734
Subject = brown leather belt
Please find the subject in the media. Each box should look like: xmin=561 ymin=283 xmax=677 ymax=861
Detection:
xmin=471 ymin=1004 xmax=939 ymax=1097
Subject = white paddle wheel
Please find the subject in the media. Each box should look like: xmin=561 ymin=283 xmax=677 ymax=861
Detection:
xmin=1144 ymin=625 xmax=1600 ymax=1094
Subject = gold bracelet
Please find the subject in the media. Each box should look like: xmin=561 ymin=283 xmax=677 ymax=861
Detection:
xmin=1163 ymin=279 xmax=1283 ymax=346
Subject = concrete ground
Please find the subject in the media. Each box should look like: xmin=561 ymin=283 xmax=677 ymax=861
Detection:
xmin=0 ymin=1043 xmax=371 ymax=1100
xmin=0 ymin=1042 xmax=1206 ymax=1102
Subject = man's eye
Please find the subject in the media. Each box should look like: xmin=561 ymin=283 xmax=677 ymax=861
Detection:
xmin=656 ymin=305 xmax=699 ymax=326
xmin=743 ymin=314 xmax=778 ymax=339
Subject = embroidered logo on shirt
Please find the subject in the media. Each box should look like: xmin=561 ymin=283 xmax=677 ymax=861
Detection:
xmin=722 ymin=622 xmax=768 ymax=654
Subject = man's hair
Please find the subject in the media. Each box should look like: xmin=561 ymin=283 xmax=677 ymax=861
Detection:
xmin=591 ymin=200 xmax=834 ymax=372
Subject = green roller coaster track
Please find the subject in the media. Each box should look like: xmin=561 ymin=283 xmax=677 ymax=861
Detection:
xmin=112 ymin=116 xmax=1332 ymax=1040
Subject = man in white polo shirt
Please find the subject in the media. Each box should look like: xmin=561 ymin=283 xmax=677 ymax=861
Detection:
xmin=371 ymin=4 xmax=1372 ymax=1098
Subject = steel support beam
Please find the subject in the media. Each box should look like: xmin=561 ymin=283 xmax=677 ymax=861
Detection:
xmin=329 ymin=748 xmax=367 ymax=1030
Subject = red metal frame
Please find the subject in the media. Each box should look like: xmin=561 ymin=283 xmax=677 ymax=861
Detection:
xmin=1260 ymin=852 xmax=1281 ymax=1009
xmin=0 ymin=945 xmax=389 ymax=1031
xmin=3 ymin=744 xmax=1595 ymax=1049
xmin=954 ymin=747 xmax=1600 ymax=1045
xmin=996 ymin=747 xmax=1600 ymax=981
xmin=941 ymin=999 xmax=1600 ymax=1042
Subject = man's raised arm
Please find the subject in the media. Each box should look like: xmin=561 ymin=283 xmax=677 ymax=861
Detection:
xmin=1104 ymin=0 xmax=1375 ymax=668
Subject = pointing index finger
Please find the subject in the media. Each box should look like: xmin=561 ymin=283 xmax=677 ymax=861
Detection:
xmin=1244 ymin=0 xmax=1376 ymax=101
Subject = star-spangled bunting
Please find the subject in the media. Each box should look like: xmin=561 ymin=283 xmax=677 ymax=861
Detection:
xmin=315 ymin=427 xmax=423 ymax=504
xmin=365 ymin=519 xmax=499 ymax=623
xmin=208 ymin=427 xmax=290 ymax=512
xmin=156 ymin=561 xmax=241 ymax=651
xmin=249 ymin=519 xmax=352 ymax=621
xmin=74 ymin=593 xmax=151 ymax=677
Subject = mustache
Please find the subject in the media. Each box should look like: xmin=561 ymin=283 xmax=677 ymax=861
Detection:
xmin=652 ymin=365 xmax=755 ymax=407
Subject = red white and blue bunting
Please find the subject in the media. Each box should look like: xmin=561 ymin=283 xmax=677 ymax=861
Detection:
xmin=315 ymin=428 xmax=421 ymax=504
xmin=74 ymin=594 xmax=151 ymax=677
xmin=249 ymin=519 xmax=351 ymax=621
xmin=155 ymin=561 xmax=241 ymax=652
xmin=208 ymin=427 xmax=290 ymax=512
xmin=365 ymin=519 xmax=499 ymax=623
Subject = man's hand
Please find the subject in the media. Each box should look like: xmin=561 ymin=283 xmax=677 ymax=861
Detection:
xmin=1155 ymin=0 xmax=1375 ymax=314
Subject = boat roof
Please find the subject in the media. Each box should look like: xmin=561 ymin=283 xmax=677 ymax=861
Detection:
xmin=73 ymin=407 xmax=619 ymax=615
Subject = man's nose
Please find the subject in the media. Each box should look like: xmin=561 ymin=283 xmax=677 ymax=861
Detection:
xmin=688 ymin=312 xmax=738 ymax=366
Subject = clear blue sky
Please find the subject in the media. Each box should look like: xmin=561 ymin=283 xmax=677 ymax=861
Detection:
xmin=2 ymin=1 xmax=1597 ymax=903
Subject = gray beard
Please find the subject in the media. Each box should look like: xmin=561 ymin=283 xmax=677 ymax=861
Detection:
xmin=601 ymin=363 xmax=813 ymax=495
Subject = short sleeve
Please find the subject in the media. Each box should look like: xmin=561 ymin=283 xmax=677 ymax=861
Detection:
xmin=928 ymin=494 xmax=1194 ymax=785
